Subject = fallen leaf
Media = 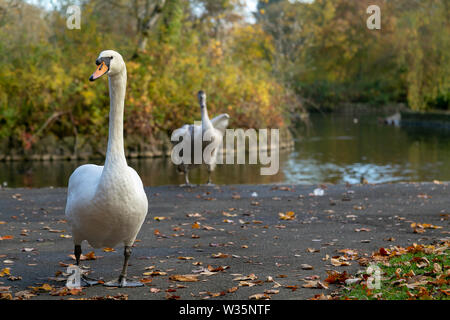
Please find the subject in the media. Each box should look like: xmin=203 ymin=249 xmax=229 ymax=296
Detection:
xmin=301 ymin=264 xmax=314 ymax=270
xmin=143 ymin=271 xmax=167 ymax=276
xmin=279 ymin=211 xmax=296 ymax=221
xmin=14 ymin=290 xmax=36 ymax=300
xmin=325 ymin=270 xmax=349 ymax=284
xmin=302 ymin=280 xmax=328 ymax=289
xmin=264 ymin=289 xmax=279 ymax=294
xmin=169 ymin=274 xmax=199 ymax=282
xmin=233 ymin=274 xmax=257 ymax=281
xmin=191 ymin=222 xmax=201 ymax=229
xmin=0 ymin=268 xmax=11 ymax=277
xmin=249 ymin=293 xmax=270 ymax=300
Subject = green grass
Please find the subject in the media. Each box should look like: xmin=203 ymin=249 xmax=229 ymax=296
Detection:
xmin=341 ymin=250 xmax=449 ymax=300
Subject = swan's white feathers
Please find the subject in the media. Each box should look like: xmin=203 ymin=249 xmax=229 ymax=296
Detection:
xmin=211 ymin=113 xmax=230 ymax=135
xmin=65 ymin=164 xmax=148 ymax=249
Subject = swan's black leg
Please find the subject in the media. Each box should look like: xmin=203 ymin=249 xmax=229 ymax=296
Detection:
xmin=118 ymin=246 xmax=131 ymax=284
xmin=74 ymin=244 xmax=82 ymax=266
xmin=104 ymin=246 xmax=143 ymax=287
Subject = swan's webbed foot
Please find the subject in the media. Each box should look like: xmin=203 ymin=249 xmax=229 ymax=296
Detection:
xmin=80 ymin=274 xmax=101 ymax=287
xmin=200 ymin=183 xmax=215 ymax=187
xmin=103 ymin=277 xmax=143 ymax=288
xmin=179 ymin=170 xmax=196 ymax=188
xmin=180 ymin=183 xmax=196 ymax=188
xmin=103 ymin=246 xmax=142 ymax=288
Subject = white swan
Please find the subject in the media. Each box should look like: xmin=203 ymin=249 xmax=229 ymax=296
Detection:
xmin=172 ymin=91 xmax=229 ymax=186
xmin=65 ymin=50 xmax=148 ymax=287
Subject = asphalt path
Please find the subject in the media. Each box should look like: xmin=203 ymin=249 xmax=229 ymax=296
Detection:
xmin=0 ymin=183 xmax=448 ymax=300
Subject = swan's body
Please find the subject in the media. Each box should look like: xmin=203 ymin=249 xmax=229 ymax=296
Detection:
xmin=66 ymin=163 xmax=147 ymax=248
xmin=172 ymin=91 xmax=229 ymax=186
xmin=65 ymin=50 xmax=148 ymax=287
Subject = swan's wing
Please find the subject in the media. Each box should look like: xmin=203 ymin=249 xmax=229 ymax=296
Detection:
xmin=65 ymin=164 xmax=103 ymax=232
xmin=211 ymin=114 xmax=230 ymax=136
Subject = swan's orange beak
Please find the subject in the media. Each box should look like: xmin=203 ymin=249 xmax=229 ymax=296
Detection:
xmin=89 ymin=61 xmax=108 ymax=81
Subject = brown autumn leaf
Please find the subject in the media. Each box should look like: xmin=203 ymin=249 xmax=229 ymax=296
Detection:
xmin=191 ymin=222 xmax=201 ymax=229
xmin=139 ymin=278 xmax=153 ymax=284
xmin=358 ymin=258 xmax=370 ymax=266
xmin=302 ymin=280 xmax=328 ymax=289
xmin=29 ymin=283 xmax=53 ymax=292
xmin=207 ymin=265 xmax=228 ymax=272
xmin=0 ymin=235 xmax=14 ymax=240
xmin=249 ymin=293 xmax=270 ymax=300
xmin=285 ymin=285 xmax=298 ymax=291
xmin=238 ymin=281 xmax=256 ymax=287
xmin=411 ymin=257 xmax=430 ymax=268
xmin=379 ymin=247 xmax=390 ymax=256
xmin=439 ymin=289 xmax=450 ymax=296
xmin=0 ymin=268 xmax=11 ymax=277
xmin=324 ymin=270 xmax=349 ymax=284
xmin=338 ymin=249 xmax=359 ymax=257
xmin=233 ymin=273 xmax=257 ymax=281
xmin=165 ymin=293 xmax=180 ymax=300
xmin=50 ymin=287 xmax=84 ymax=296
xmin=169 ymin=274 xmax=199 ymax=282
xmin=227 ymin=287 xmax=238 ymax=293
xmin=279 ymin=211 xmax=295 ymax=220
xmin=433 ymin=263 xmax=442 ymax=274
xmin=0 ymin=293 xmax=12 ymax=300
xmin=143 ymin=271 xmax=167 ymax=276
xmin=150 ymin=288 xmax=161 ymax=293
xmin=14 ymin=290 xmax=36 ymax=300
xmin=330 ymin=257 xmax=351 ymax=267
xmin=177 ymin=256 xmax=194 ymax=260
xmin=69 ymin=251 xmax=97 ymax=261
xmin=264 ymin=289 xmax=280 ymax=294
xmin=306 ymin=248 xmax=320 ymax=253
xmin=103 ymin=247 xmax=115 ymax=252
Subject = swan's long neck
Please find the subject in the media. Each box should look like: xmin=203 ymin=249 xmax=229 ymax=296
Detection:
xmin=201 ymin=102 xmax=213 ymax=131
xmin=104 ymin=68 xmax=127 ymax=170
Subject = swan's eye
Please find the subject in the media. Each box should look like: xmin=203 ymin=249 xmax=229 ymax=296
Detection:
xmin=110 ymin=56 xmax=113 ymax=59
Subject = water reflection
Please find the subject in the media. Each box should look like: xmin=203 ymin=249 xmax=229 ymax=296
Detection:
xmin=1 ymin=113 xmax=449 ymax=188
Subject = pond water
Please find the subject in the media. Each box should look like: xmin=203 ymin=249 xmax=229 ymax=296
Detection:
xmin=1 ymin=113 xmax=450 ymax=188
